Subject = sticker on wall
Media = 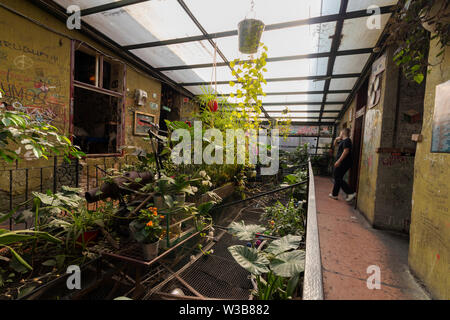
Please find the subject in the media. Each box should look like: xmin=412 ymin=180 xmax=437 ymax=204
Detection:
xmin=431 ymin=80 xmax=450 ymax=153
xmin=150 ymin=102 xmax=159 ymax=110
xmin=134 ymin=111 xmax=156 ymax=136
xmin=368 ymin=73 xmax=382 ymax=109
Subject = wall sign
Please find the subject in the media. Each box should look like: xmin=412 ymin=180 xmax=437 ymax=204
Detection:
xmin=368 ymin=54 xmax=385 ymax=109
xmin=134 ymin=111 xmax=156 ymax=136
xmin=431 ymin=80 xmax=450 ymax=153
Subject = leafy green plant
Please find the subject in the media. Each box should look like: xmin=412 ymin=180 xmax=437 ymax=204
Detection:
xmin=0 ymin=208 xmax=61 ymax=272
xmin=227 ymin=229 xmax=305 ymax=300
xmin=387 ymin=0 xmax=450 ymax=84
xmin=260 ymin=199 xmax=305 ymax=237
xmin=0 ymin=108 xmax=85 ymax=163
xmin=228 ymin=43 xmax=269 ymax=130
xmin=129 ymin=207 xmax=164 ymax=244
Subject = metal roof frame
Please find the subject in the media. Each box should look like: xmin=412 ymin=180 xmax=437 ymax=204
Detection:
xmin=38 ymin=0 xmax=396 ymax=125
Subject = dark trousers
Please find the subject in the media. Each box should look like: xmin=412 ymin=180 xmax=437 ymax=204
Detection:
xmin=332 ymin=165 xmax=354 ymax=196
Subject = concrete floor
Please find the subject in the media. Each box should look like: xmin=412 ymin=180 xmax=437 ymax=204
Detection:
xmin=315 ymin=176 xmax=431 ymax=300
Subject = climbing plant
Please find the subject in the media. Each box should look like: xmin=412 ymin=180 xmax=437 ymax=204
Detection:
xmin=386 ymin=0 xmax=450 ymax=84
xmin=228 ymin=43 xmax=269 ymax=130
xmin=0 ymin=98 xmax=85 ymax=162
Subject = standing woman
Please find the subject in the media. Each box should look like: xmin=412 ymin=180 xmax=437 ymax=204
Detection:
xmin=329 ymin=128 xmax=357 ymax=202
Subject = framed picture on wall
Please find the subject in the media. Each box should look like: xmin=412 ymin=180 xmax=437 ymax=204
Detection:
xmin=431 ymin=80 xmax=450 ymax=153
xmin=134 ymin=111 xmax=156 ymax=136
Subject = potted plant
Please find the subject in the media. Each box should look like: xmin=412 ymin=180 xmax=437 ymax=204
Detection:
xmin=172 ymin=174 xmax=200 ymax=205
xmin=152 ymin=175 xmax=175 ymax=210
xmin=49 ymin=207 xmax=106 ymax=249
xmin=129 ymin=207 xmax=164 ymax=261
xmin=238 ymin=18 xmax=265 ymax=54
xmin=386 ymin=0 xmax=450 ymax=84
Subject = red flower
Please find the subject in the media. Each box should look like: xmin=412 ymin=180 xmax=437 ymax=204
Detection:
xmin=208 ymin=100 xmax=218 ymax=112
xmin=185 ymin=121 xmax=192 ymax=127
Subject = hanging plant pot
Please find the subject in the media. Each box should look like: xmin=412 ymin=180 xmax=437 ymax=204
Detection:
xmin=142 ymin=241 xmax=160 ymax=261
xmin=420 ymin=0 xmax=450 ymax=33
xmin=238 ymin=19 xmax=265 ymax=54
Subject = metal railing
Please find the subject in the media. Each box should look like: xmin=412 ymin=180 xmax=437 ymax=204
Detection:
xmin=0 ymin=155 xmax=134 ymax=230
xmin=302 ymin=160 xmax=324 ymax=300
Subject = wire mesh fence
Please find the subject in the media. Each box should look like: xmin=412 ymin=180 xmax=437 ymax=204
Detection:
xmin=0 ymin=155 xmax=134 ymax=230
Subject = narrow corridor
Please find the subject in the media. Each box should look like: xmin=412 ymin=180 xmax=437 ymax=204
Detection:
xmin=315 ymin=176 xmax=430 ymax=300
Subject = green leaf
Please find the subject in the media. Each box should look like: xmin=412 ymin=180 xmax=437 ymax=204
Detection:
xmin=265 ymin=235 xmax=302 ymax=256
xmin=270 ymin=250 xmax=305 ymax=277
xmin=17 ymin=285 xmax=37 ymax=299
xmin=6 ymin=246 xmax=32 ymax=271
xmin=414 ymin=73 xmax=424 ymax=84
xmin=286 ymin=274 xmax=299 ymax=298
xmin=0 ymin=211 xmax=14 ymax=224
xmin=163 ymin=194 xmax=174 ymax=208
xmin=42 ymin=259 xmax=57 ymax=266
xmin=228 ymin=221 xmax=266 ymax=241
xmin=228 ymin=245 xmax=269 ymax=275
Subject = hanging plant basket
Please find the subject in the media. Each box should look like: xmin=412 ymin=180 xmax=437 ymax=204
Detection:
xmin=238 ymin=19 xmax=265 ymax=54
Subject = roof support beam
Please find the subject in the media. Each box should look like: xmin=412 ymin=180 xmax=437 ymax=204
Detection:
xmin=319 ymin=0 xmax=349 ymax=122
xmin=180 ymin=73 xmax=360 ymax=86
xmin=261 ymin=101 xmax=345 ymax=106
xmin=261 ymin=110 xmax=341 ymax=114
xmin=122 ymin=5 xmax=395 ymax=50
xmin=80 ymin=0 xmax=149 ymax=16
xmin=156 ymin=48 xmax=374 ymax=71
xmin=28 ymin=0 xmax=194 ymax=98
xmin=220 ymin=90 xmax=351 ymax=96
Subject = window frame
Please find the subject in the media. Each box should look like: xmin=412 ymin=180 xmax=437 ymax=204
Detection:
xmin=70 ymin=40 xmax=127 ymax=157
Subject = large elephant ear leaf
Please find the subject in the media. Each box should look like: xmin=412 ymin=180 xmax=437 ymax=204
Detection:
xmin=228 ymin=245 xmax=270 ymax=275
xmin=228 ymin=221 xmax=266 ymax=241
xmin=270 ymin=250 xmax=305 ymax=278
xmin=265 ymin=234 xmax=302 ymax=256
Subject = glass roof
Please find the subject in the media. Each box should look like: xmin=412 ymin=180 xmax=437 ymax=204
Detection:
xmin=53 ymin=0 xmax=397 ymax=123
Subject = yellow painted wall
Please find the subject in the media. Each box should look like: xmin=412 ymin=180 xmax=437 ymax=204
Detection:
xmin=356 ymin=54 xmax=387 ymax=223
xmin=409 ymin=38 xmax=450 ymax=300
xmin=0 ymin=1 xmax=162 ymax=210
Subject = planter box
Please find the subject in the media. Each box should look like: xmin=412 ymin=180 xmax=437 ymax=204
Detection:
xmin=196 ymin=182 xmax=235 ymax=205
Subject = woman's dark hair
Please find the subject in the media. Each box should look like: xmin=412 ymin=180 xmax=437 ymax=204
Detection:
xmin=342 ymin=128 xmax=351 ymax=137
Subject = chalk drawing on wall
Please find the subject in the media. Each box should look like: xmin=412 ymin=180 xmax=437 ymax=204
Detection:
xmin=13 ymin=55 xmax=34 ymax=70
xmin=431 ymin=80 xmax=450 ymax=153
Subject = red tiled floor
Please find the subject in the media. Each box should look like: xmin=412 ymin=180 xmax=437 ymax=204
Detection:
xmin=315 ymin=176 xmax=430 ymax=300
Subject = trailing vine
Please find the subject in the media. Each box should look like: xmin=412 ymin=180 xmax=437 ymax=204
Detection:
xmin=386 ymin=0 xmax=450 ymax=84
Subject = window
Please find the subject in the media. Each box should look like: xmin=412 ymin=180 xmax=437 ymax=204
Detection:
xmin=71 ymin=42 xmax=125 ymax=155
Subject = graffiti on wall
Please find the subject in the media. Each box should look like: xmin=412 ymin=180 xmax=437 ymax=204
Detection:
xmin=0 ymin=40 xmax=67 ymax=128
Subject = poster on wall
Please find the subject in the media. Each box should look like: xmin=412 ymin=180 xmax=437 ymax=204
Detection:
xmin=134 ymin=111 xmax=156 ymax=136
xmin=431 ymin=80 xmax=450 ymax=153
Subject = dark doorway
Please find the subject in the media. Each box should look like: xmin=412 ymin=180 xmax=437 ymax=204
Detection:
xmin=349 ymin=79 xmax=368 ymax=192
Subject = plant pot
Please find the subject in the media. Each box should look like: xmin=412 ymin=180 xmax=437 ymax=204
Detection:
xmin=142 ymin=241 xmax=159 ymax=261
xmin=175 ymin=193 xmax=185 ymax=205
xmin=76 ymin=230 xmax=99 ymax=245
xmin=420 ymin=0 xmax=450 ymax=33
xmin=238 ymin=19 xmax=265 ymax=54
